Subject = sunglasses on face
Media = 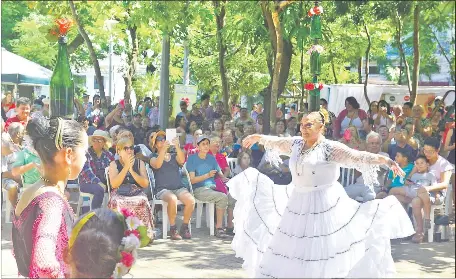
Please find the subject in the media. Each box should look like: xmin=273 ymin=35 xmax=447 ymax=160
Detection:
xmin=123 ymin=146 xmax=135 ymax=151
xmin=301 ymin=123 xmax=314 ymax=129
xmin=156 ymin=136 xmax=165 ymax=142
xmin=92 ymin=138 xmax=105 ymax=143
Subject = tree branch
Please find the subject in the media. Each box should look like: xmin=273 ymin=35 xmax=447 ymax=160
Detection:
xmin=69 ymin=0 xmax=106 ymax=98
xmin=277 ymin=0 xmax=295 ymax=12
xmin=67 ymin=33 xmax=84 ymax=54
xmin=430 ymin=28 xmax=454 ymax=83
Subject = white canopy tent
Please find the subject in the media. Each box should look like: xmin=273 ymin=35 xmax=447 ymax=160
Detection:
xmin=1 ymin=48 xmax=52 ymax=86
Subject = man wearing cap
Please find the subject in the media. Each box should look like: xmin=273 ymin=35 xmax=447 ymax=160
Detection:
xmin=79 ymin=130 xmax=115 ymax=213
xmin=186 ymin=135 xmax=235 ymax=238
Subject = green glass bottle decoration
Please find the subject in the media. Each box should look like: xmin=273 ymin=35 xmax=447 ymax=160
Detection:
xmin=310 ymin=15 xmax=322 ymax=40
xmin=310 ymin=51 xmax=321 ymax=75
xmin=50 ymin=19 xmax=74 ymax=118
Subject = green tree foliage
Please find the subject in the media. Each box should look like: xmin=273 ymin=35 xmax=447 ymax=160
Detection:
xmin=2 ymin=1 xmax=454 ymax=111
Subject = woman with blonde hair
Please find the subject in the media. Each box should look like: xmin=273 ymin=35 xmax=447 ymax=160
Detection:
xmin=108 ymin=137 xmax=154 ymax=245
xmin=227 ymin=111 xmax=413 ymax=278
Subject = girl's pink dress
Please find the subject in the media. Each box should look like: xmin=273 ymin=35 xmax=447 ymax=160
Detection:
xmin=12 ymin=191 xmax=74 ymax=278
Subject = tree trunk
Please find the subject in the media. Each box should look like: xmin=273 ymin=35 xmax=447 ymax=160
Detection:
xmin=270 ymin=9 xmax=283 ymax=130
xmin=299 ymin=38 xmax=305 ymax=96
xmin=331 ymin=58 xmax=338 ymax=84
xmin=263 ymin=50 xmax=274 ymax=135
xmin=69 ymin=0 xmax=106 ymax=99
xmin=159 ymin=33 xmax=170 ymax=129
xmin=395 ymin=13 xmax=412 ymax=94
xmin=213 ymin=0 xmax=230 ymax=113
xmin=398 ymin=51 xmax=403 ymax=85
xmin=411 ymin=3 xmax=420 ymax=104
xmin=277 ymin=39 xmax=292 ymax=96
xmin=357 ymin=57 xmax=363 ymax=84
xmin=363 ymin=22 xmax=371 ymax=104
xmin=124 ymin=26 xmax=138 ymax=103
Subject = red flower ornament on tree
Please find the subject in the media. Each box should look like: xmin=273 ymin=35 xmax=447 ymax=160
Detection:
xmin=304 ymin=83 xmax=315 ymax=91
xmin=56 ymin=18 xmax=73 ymax=36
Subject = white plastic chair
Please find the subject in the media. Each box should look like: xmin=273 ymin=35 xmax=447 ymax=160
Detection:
xmin=2 ymin=177 xmax=25 ymax=223
xmin=408 ymin=183 xmax=453 ymax=243
xmin=428 ymin=183 xmax=453 ymax=242
xmin=227 ymin=158 xmax=237 ymax=177
xmin=340 ymin=168 xmax=357 ymax=187
xmin=2 ymin=188 xmax=13 ymax=223
xmin=67 ymin=179 xmax=94 ymax=217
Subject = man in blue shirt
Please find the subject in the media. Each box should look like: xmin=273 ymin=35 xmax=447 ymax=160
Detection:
xmin=187 ymin=136 xmax=235 ymax=238
xmin=388 ymin=128 xmax=417 ymax=161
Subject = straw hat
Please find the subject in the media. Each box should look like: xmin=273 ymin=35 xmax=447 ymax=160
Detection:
xmin=151 ymin=130 xmax=166 ymax=147
xmin=88 ymin=130 xmax=112 ymax=150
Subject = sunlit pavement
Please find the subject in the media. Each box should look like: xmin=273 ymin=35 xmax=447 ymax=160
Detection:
xmin=2 ymin=215 xmax=455 ymax=278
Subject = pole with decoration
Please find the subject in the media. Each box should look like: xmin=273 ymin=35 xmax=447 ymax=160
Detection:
xmin=306 ymin=1 xmax=323 ymax=112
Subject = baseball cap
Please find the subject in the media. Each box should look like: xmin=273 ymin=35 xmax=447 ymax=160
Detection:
xmin=197 ymin=135 xmax=210 ymax=145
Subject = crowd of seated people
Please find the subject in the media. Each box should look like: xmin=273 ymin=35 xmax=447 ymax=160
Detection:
xmin=2 ymin=92 xmax=454 ymax=246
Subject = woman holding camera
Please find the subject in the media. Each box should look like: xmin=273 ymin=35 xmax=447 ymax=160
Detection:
xmin=108 ymin=137 xmax=154 ymax=245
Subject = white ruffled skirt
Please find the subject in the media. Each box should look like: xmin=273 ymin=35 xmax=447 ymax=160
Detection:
xmin=227 ymin=168 xmax=415 ymax=278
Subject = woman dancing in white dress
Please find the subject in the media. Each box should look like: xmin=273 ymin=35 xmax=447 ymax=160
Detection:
xmin=227 ymin=112 xmax=414 ymax=278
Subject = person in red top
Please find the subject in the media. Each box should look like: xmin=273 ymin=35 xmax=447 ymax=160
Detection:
xmin=4 ymin=97 xmax=31 ymax=132
xmin=2 ymin=92 xmax=16 ymax=117
xmin=208 ymin=136 xmax=231 ymax=178
xmin=183 ymin=129 xmax=203 ymax=159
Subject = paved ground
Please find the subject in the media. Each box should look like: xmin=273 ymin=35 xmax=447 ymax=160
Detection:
xmin=2 ymin=213 xmax=455 ymax=278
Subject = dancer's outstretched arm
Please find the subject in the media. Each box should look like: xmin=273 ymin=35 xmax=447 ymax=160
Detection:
xmin=325 ymin=140 xmax=404 ymax=189
xmin=243 ymin=134 xmax=301 ymax=157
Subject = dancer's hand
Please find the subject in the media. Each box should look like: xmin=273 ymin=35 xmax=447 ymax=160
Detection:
xmin=388 ymin=159 xmax=405 ymax=178
xmin=243 ymin=134 xmax=261 ymax=149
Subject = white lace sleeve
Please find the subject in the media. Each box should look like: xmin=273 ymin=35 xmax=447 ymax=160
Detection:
xmin=325 ymin=140 xmax=384 ymax=189
xmin=259 ymin=135 xmax=302 ymax=167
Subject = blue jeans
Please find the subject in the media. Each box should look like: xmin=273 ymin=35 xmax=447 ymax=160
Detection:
xmin=79 ymin=183 xmax=105 ymax=214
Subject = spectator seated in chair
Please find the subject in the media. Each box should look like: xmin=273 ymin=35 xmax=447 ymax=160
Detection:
xmin=344 ymin=131 xmax=389 ymax=202
xmin=11 ymin=134 xmax=42 ymax=189
xmin=376 ymin=148 xmax=414 ymax=200
xmin=149 ymin=130 xmax=194 ymax=240
xmin=186 ymin=135 xmax=235 ymax=238
xmin=108 ymin=137 xmax=154 ymax=245
xmin=78 ymin=130 xmax=114 ymax=214
xmin=1 ymin=122 xmax=25 ymax=205
xmin=232 ymin=151 xmax=252 ymax=176
xmin=406 ymin=137 xmax=454 ymax=242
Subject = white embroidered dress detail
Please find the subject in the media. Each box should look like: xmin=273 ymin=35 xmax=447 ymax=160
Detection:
xmin=228 ymin=136 xmax=414 ymax=278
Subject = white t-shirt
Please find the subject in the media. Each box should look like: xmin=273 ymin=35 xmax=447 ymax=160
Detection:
xmin=429 ymin=155 xmax=454 ymax=183
xmin=373 ymin=114 xmax=395 ymax=130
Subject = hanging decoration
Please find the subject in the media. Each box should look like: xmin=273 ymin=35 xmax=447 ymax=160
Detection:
xmin=49 ymin=18 xmax=75 ymax=118
xmin=306 ymin=1 xmax=324 ymax=112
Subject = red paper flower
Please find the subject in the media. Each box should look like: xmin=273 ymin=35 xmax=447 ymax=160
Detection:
xmin=120 ymin=251 xmax=135 ymax=267
xmin=304 ymin=83 xmax=315 ymax=91
xmin=313 ymin=6 xmax=323 ymax=15
xmin=318 ymin=83 xmax=324 ymax=90
xmin=120 ymin=208 xmax=135 ymax=218
xmin=125 ymin=229 xmax=140 ymax=238
xmin=55 ymin=18 xmax=73 ymax=36
xmin=307 ymin=10 xmax=313 ymax=17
